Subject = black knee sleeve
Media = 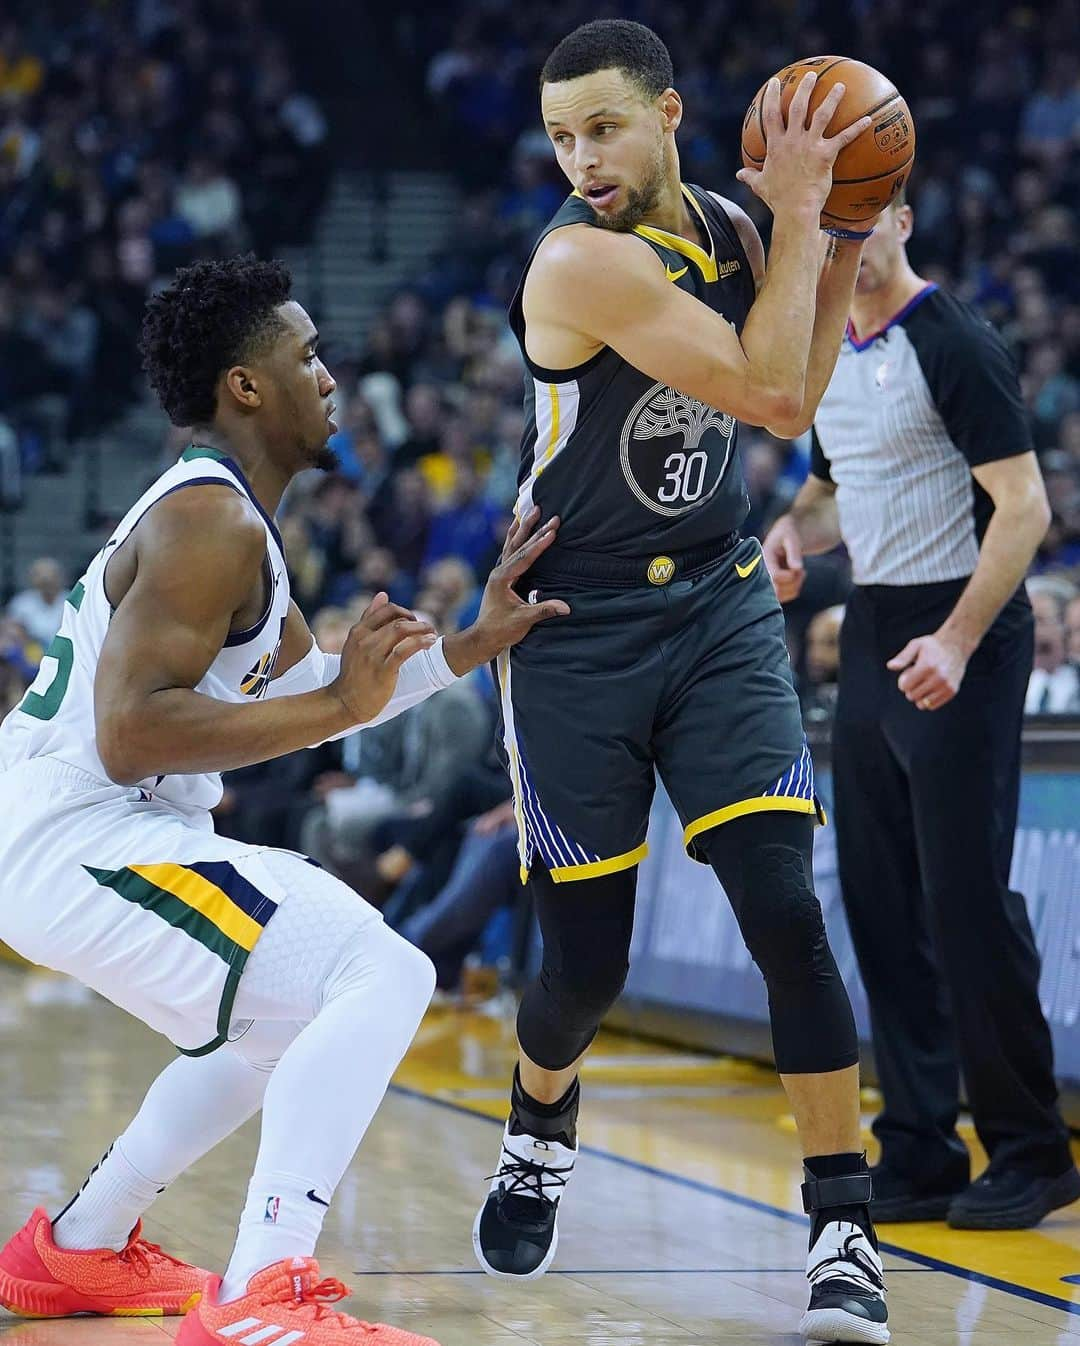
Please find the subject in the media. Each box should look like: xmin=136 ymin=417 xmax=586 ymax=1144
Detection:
xmin=698 ymin=813 xmax=858 ymax=1075
xmin=737 ymin=842 xmax=829 ymax=985
xmin=516 ymin=866 xmax=635 ymax=1072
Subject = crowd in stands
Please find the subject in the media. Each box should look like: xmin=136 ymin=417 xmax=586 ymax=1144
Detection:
xmin=0 ymin=0 xmax=328 ymax=499
xmin=4 ymin=1 xmax=1080 ymax=992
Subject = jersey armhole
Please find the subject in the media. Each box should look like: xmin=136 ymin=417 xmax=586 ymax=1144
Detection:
xmin=102 ymin=476 xmax=250 ymax=613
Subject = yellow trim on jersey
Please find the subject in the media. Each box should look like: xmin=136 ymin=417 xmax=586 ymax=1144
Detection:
xmin=128 ymin=863 xmax=264 ymax=952
xmin=548 ymin=843 xmax=649 ymax=884
xmin=535 ymin=383 xmax=560 ymax=477
xmin=683 ymin=796 xmax=825 ymax=851
xmin=634 ymin=185 xmax=718 ymax=283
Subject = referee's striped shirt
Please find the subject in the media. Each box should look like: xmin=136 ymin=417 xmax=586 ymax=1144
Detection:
xmin=812 ymin=283 xmax=1034 ymax=588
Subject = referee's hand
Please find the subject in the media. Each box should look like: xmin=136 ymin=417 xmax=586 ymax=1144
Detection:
xmin=762 ymin=516 xmax=806 ymax=603
xmin=887 ymin=632 xmax=969 ymax=711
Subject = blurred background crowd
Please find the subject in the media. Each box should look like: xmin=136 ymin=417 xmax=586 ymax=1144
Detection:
xmin=3 ymin=0 xmax=1079 ymax=992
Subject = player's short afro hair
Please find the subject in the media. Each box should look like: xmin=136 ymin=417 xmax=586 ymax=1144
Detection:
xmin=541 ymin=20 xmax=673 ymax=100
xmin=140 ymin=254 xmax=293 ymax=427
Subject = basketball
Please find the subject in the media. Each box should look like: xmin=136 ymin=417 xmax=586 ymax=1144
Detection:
xmin=741 ymin=56 xmax=915 ymax=228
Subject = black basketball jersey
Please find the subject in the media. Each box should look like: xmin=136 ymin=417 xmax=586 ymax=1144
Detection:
xmin=509 ymin=183 xmax=757 ymax=556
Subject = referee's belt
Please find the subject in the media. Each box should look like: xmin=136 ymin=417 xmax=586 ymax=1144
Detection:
xmin=522 ymin=531 xmax=741 ymax=589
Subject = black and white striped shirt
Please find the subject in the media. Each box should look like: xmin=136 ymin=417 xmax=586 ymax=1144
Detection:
xmin=812 ymin=284 xmax=1033 ymax=587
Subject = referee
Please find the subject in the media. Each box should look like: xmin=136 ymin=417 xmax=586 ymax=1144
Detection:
xmin=763 ymin=189 xmax=1080 ymax=1230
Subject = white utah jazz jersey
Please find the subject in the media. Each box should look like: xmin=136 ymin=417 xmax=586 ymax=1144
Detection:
xmin=0 ymin=446 xmax=291 ymax=813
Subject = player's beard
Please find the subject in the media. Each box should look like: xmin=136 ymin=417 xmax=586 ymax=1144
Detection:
xmin=591 ymin=147 xmax=665 ymax=233
xmin=313 ymin=443 xmax=339 ymax=472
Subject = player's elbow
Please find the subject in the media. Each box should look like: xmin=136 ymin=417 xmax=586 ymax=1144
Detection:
xmin=765 ymin=411 xmax=814 ymax=441
xmin=1033 ymin=490 xmax=1053 ymax=538
xmin=95 ymin=710 xmax=147 ymax=786
xmin=746 ymin=386 xmax=803 ymax=430
xmin=999 ymin=477 xmax=1053 ymax=541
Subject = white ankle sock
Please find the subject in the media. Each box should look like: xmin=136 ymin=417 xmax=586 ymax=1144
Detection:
xmin=53 ymin=1046 xmax=278 ymax=1253
xmin=220 ymin=1170 xmax=327 ymax=1302
xmin=52 ymin=1141 xmax=165 ymax=1252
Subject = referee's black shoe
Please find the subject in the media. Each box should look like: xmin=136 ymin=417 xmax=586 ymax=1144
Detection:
xmin=869 ymin=1161 xmax=968 ymax=1224
xmin=473 ymin=1070 xmax=579 ymax=1280
xmin=947 ymin=1163 xmax=1080 ymax=1230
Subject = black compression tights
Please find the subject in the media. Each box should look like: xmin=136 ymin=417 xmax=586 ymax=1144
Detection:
xmin=516 ymin=811 xmax=858 ymax=1076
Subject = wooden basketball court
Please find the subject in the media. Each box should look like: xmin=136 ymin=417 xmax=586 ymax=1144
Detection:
xmin=2 ymin=964 xmax=1079 ymax=1345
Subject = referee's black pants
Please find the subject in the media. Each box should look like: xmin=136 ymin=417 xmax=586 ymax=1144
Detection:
xmin=833 ymin=581 xmax=1071 ymax=1185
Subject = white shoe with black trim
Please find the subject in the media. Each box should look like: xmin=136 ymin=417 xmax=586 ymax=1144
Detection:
xmin=472 ymin=1120 xmax=578 ymax=1280
xmin=800 ymin=1220 xmax=890 ymax=1344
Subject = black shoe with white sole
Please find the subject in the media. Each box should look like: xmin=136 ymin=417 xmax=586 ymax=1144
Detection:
xmin=800 ymin=1166 xmax=889 ymax=1344
xmin=472 ymin=1070 xmax=579 ymax=1281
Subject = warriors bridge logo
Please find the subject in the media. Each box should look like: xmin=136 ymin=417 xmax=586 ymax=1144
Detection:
xmin=620 ymin=383 xmax=736 ymax=517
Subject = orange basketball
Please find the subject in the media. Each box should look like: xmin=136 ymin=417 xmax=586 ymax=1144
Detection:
xmin=740 ymin=56 xmax=915 ymax=228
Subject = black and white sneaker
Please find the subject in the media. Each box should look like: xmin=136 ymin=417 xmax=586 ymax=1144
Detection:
xmin=472 ymin=1072 xmax=578 ymax=1281
xmin=800 ymin=1221 xmax=889 ymax=1344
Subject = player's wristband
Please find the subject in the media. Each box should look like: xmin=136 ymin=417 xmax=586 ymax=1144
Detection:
xmin=822 ymin=225 xmax=875 ymax=241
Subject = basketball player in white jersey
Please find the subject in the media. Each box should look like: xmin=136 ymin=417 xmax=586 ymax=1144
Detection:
xmin=0 ymin=255 xmax=568 ymax=1346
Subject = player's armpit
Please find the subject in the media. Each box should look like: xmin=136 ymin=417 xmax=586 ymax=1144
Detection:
xmin=524 ymin=227 xmax=799 ymax=426
xmin=271 ymin=599 xmax=317 ymax=680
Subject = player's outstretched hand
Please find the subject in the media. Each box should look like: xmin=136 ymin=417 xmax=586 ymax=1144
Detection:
xmin=762 ymin=515 xmax=806 ymax=603
xmin=330 ymin=593 xmax=437 ymax=723
xmin=468 ymin=508 xmax=571 ymax=661
xmin=736 ymin=73 xmax=871 ymax=218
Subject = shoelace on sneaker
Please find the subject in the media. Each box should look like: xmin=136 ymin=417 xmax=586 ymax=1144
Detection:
xmin=808 ymin=1235 xmax=886 ymax=1298
xmin=270 ymin=1274 xmax=379 ymax=1333
xmin=487 ymin=1147 xmax=572 ymax=1209
xmin=114 ymin=1236 xmax=191 ymax=1280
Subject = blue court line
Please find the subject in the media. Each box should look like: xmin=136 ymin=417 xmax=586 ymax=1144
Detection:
xmin=390 ymin=1083 xmax=1080 ymax=1319
xmin=352 ymin=1267 xmax=931 ymax=1276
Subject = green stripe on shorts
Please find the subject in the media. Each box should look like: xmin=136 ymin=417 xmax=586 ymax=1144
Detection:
xmin=83 ymin=865 xmax=249 ymax=970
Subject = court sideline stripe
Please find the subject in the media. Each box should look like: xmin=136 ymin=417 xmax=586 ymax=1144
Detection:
xmin=389 ymin=1082 xmax=1080 ymax=1318
xmin=352 ymin=1267 xmax=932 ymax=1276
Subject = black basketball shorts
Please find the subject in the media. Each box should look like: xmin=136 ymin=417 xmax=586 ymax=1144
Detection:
xmin=495 ymin=537 xmax=824 ymax=884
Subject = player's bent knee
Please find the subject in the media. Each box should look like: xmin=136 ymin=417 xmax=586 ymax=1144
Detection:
xmin=544 ymin=954 xmax=629 ymax=1024
xmin=326 ymin=921 xmax=436 ymax=1027
xmin=731 ymin=843 xmax=829 ymax=985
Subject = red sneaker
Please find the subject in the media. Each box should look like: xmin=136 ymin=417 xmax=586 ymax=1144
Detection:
xmin=0 ymin=1208 xmax=209 ymax=1317
xmin=178 ymin=1257 xmax=441 ymax=1345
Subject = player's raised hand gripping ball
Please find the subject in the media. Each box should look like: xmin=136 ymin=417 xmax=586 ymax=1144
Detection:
xmin=741 ymin=56 xmax=915 ymax=228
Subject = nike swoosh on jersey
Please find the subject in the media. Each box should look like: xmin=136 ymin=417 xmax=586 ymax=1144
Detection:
xmin=735 ymin=553 xmax=763 ymax=579
xmin=665 ymin=263 xmax=689 ymax=283
xmin=307 ymin=1189 xmax=330 ymax=1207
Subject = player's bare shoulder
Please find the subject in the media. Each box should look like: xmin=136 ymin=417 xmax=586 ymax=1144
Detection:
xmin=105 ymin=480 xmax=266 ymax=614
xmin=522 ymin=224 xmax=669 ymax=369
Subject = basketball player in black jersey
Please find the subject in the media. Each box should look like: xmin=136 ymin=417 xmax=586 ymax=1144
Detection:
xmin=472 ymin=21 xmax=890 ymax=1345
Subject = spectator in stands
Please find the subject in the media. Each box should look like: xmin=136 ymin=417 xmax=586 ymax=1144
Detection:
xmin=300 ymin=637 xmax=492 ymax=896
xmin=174 ymin=155 xmax=244 ymax=248
xmin=423 ymin=464 xmax=504 ymax=574
xmin=801 ymin=606 xmax=844 ymax=720
xmin=7 ymin=557 xmax=66 ymax=647
xmin=1026 ymin=582 xmax=1080 ymax=712
xmin=1019 ymin=51 xmax=1080 ymax=161
xmin=1067 ymin=594 xmax=1080 ymax=669
xmin=397 ymin=798 xmax=521 ymax=991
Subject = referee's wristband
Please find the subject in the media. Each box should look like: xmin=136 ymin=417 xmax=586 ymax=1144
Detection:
xmin=822 ymin=225 xmax=875 ymax=241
